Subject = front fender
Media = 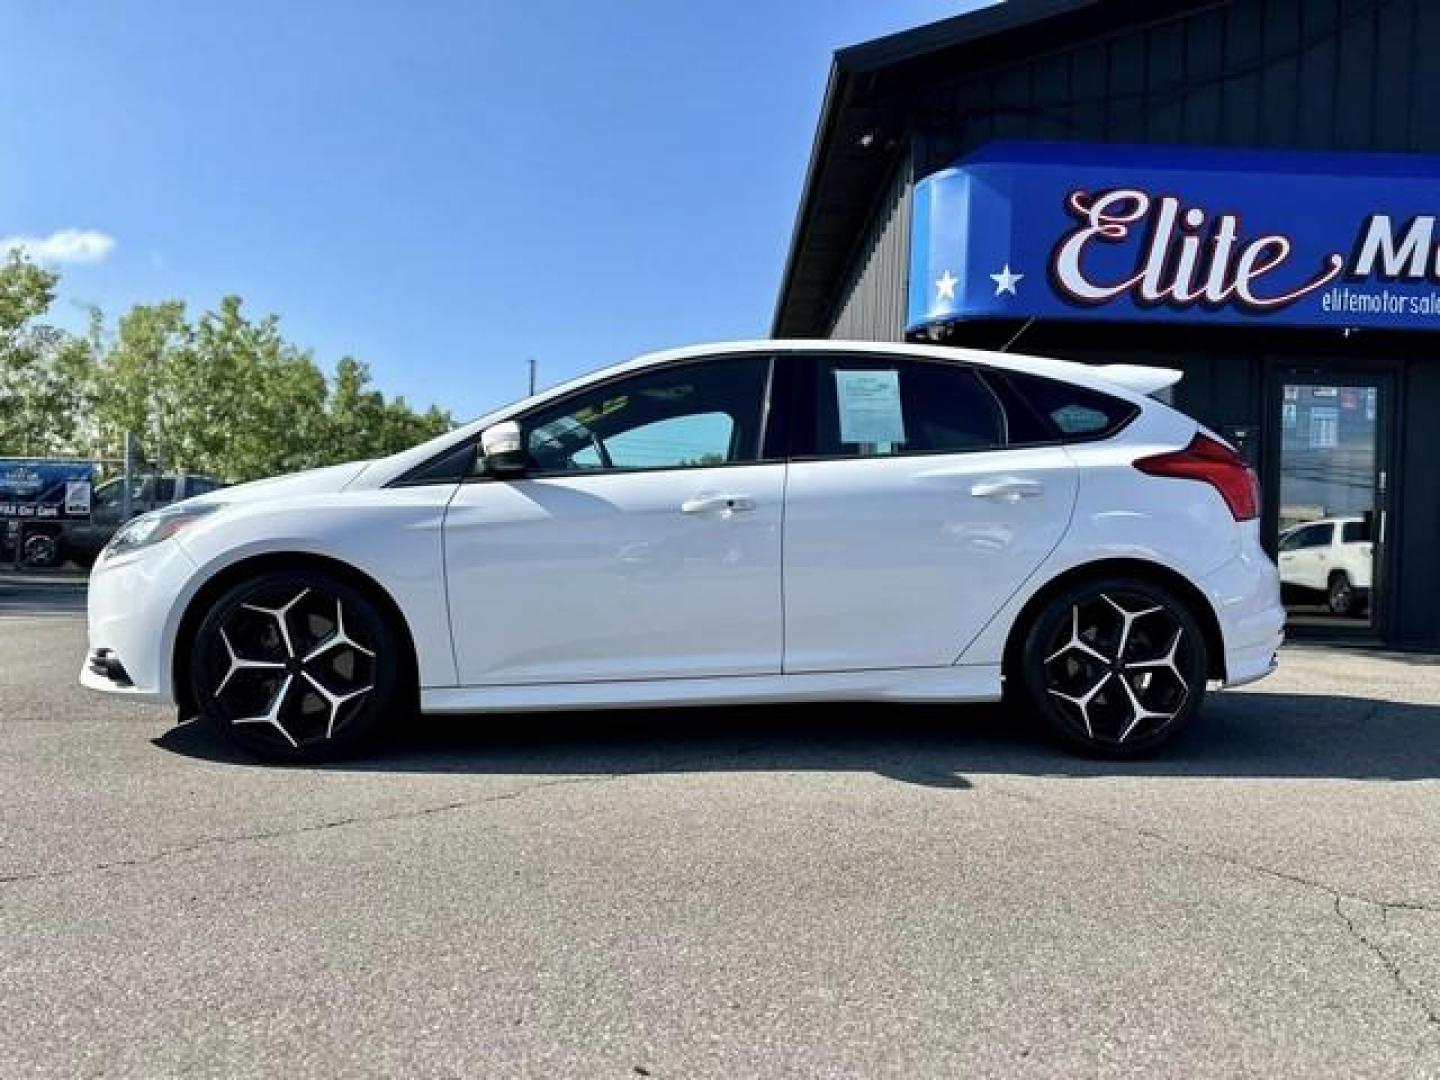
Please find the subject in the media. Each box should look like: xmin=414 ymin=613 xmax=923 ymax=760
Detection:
xmin=171 ymin=488 xmax=459 ymax=692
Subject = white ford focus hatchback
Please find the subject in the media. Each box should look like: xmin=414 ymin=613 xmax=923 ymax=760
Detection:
xmin=83 ymin=341 xmax=1283 ymax=761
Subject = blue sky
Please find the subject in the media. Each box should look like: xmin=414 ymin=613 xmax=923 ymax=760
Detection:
xmin=0 ymin=1 xmax=989 ymax=420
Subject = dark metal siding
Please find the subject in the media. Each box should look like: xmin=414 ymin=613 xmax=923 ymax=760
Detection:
xmin=821 ymin=0 xmax=1440 ymax=349
xmin=910 ymin=0 xmax=1440 ymax=173
xmin=825 ymin=155 xmax=913 ymax=340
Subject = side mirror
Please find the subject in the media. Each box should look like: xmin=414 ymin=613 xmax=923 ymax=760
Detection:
xmin=480 ymin=420 xmax=527 ymax=476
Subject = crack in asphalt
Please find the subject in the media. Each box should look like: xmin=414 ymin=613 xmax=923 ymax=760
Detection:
xmin=7 ymin=749 xmax=1438 ymax=1032
xmin=984 ymin=782 xmax=1440 ymax=1029
xmin=0 ymin=774 xmax=618 ymax=886
xmin=1334 ymin=896 xmax=1440 ymax=1028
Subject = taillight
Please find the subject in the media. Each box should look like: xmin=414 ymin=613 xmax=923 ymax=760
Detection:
xmin=1134 ymin=433 xmax=1260 ymax=521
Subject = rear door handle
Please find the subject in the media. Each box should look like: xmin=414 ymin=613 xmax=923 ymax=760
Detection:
xmin=970 ymin=477 xmax=1044 ymax=502
xmin=682 ymin=493 xmax=756 ymax=514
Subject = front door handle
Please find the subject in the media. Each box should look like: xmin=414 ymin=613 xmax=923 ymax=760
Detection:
xmin=682 ymin=493 xmax=756 ymax=514
xmin=970 ymin=477 xmax=1044 ymax=502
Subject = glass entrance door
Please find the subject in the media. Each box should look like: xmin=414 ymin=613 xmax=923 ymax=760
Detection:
xmin=1273 ymin=376 xmax=1390 ymax=633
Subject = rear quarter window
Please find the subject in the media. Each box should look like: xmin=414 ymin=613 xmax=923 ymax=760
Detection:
xmin=1342 ymin=520 xmax=1370 ymax=544
xmin=999 ymin=371 xmax=1139 ymax=441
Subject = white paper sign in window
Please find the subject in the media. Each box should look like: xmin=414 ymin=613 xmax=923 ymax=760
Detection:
xmin=834 ymin=369 xmax=906 ymax=445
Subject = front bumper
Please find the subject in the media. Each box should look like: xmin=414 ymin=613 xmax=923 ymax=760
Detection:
xmin=80 ymin=540 xmax=199 ymax=705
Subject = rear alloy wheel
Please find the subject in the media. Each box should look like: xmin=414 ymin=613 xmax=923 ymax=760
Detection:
xmin=1018 ymin=577 xmax=1208 ymax=757
xmin=190 ymin=570 xmax=402 ymax=762
xmin=1327 ymin=572 xmax=1355 ymax=617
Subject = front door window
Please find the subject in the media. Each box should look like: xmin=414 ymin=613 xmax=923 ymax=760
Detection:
xmin=522 ymin=356 xmax=770 ymax=474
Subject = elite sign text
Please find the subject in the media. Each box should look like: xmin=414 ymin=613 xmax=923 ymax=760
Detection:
xmin=908 ymin=141 xmax=1440 ymax=331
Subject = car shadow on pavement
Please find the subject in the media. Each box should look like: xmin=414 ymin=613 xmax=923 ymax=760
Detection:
xmin=154 ymin=689 xmax=1440 ymax=788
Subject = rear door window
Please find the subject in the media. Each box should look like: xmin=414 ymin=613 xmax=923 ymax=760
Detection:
xmin=804 ymin=356 xmax=1006 ymax=459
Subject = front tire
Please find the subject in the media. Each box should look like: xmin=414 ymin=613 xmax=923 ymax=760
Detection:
xmin=189 ymin=569 xmax=402 ymax=763
xmin=21 ymin=529 xmax=63 ymax=569
xmin=1015 ymin=577 xmax=1209 ymax=758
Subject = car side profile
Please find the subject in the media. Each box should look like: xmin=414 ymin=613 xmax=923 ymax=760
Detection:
xmin=82 ymin=340 xmax=1284 ymax=760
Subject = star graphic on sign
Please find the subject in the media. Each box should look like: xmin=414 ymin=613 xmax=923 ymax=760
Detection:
xmin=990 ymin=264 xmax=1024 ymax=296
xmin=935 ymin=270 xmax=959 ymax=301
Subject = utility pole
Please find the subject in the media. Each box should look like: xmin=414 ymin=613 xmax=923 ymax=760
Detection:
xmin=527 ymin=356 xmax=537 ymax=396
xmin=120 ymin=431 xmax=138 ymax=522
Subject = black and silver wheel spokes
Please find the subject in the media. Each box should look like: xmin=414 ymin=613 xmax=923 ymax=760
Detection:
xmin=212 ymin=587 xmax=376 ymax=748
xmin=1042 ymin=592 xmax=1190 ymax=745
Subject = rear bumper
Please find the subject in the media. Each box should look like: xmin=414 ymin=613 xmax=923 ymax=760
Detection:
xmin=1220 ymin=642 xmax=1280 ymax=688
xmin=1198 ymin=546 xmax=1285 ymax=688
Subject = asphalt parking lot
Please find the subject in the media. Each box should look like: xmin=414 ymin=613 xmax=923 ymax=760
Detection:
xmin=2 ymin=584 xmax=1438 ymax=1078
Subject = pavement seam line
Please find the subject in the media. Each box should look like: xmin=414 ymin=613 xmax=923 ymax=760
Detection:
xmin=0 ymin=773 xmax=618 ymax=886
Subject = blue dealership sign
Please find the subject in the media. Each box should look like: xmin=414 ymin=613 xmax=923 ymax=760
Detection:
xmin=0 ymin=459 xmax=93 ymax=520
xmin=909 ymin=141 xmax=1440 ymax=332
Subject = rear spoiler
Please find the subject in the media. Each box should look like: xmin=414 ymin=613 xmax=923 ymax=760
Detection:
xmin=1092 ymin=364 xmax=1183 ymax=398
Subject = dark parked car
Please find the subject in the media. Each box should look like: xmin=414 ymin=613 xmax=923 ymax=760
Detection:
xmin=19 ymin=473 xmax=222 ymax=568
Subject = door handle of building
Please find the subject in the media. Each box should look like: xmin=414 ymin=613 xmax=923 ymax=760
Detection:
xmin=970 ymin=477 xmax=1043 ymax=502
xmin=682 ymin=493 xmax=755 ymax=514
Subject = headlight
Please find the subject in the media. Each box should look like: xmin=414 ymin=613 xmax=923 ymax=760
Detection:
xmin=105 ymin=503 xmax=222 ymax=557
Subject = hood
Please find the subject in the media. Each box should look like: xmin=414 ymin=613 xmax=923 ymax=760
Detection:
xmin=201 ymin=460 xmax=372 ymax=506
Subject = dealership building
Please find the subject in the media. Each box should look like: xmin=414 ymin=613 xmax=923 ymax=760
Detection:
xmin=774 ymin=0 xmax=1440 ymax=649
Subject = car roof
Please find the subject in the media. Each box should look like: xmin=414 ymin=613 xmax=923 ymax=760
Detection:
xmin=626 ymin=339 xmax=1165 ymax=394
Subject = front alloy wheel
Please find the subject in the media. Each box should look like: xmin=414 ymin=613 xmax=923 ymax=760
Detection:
xmin=1018 ymin=578 xmax=1208 ymax=757
xmin=190 ymin=570 xmax=401 ymax=761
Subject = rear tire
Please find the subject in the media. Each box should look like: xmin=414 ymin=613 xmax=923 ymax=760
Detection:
xmin=1014 ymin=576 xmax=1209 ymax=758
xmin=1327 ymin=572 xmax=1355 ymax=617
xmin=188 ymin=569 xmax=402 ymax=763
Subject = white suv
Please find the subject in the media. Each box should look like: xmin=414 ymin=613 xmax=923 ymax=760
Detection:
xmin=1278 ymin=516 xmax=1373 ymax=616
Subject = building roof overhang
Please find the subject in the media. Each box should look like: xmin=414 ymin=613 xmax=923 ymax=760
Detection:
xmin=772 ymin=0 xmax=1217 ymax=337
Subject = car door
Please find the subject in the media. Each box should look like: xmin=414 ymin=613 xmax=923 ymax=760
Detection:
xmin=1339 ymin=518 xmax=1374 ymax=588
xmin=782 ymin=354 xmax=1079 ymax=673
xmin=1279 ymin=522 xmax=1330 ymax=591
xmin=444 ymin=354 xmax=785 ymax=685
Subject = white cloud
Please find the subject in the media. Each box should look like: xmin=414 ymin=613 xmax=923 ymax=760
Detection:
xmin=0 ymin=228 xmax=117 ymax=265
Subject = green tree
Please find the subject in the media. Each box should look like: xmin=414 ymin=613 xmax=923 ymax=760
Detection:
xmin=326 ymin=357 xmax=452 ymax=461
xmin=177 ymin=296 xmax=330 ymax=480
xmin=92 ymin=300 xmax=194 ymax=466
xmin=327 ymin=356 xmax=389 ymax=461
xmin=0 ymin=252 xmax=95 ymax=455
xmin=0 ymin=250 xmax=55 ymax=338
xmin=2 ymin=256 xmax=453 ymax=479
